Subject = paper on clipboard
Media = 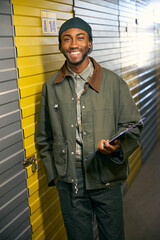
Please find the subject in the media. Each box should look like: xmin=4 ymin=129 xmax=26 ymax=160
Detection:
xmin=86 ymin=117 xmax=145 ymax=159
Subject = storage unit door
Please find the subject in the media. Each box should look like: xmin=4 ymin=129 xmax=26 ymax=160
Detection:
xmin=0 ymin=0 xmax=31 ymax=239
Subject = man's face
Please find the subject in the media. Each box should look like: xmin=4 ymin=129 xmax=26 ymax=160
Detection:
xmin=60 ymin=28 xmax=92 ymax=66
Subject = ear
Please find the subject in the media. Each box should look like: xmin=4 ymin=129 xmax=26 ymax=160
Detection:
xmin=89 ymin=41 xmax=92 ymax=49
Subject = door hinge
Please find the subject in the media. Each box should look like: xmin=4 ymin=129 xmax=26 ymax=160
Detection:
xmin=23 ymin=155 xmax=38 ymax=172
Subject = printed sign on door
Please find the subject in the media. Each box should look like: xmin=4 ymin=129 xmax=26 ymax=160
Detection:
xmin=41 ymin=10 xmax=58 ymax=35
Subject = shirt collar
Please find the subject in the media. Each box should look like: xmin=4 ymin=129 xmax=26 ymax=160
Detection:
xmin=54 ymin=57 xmax=102 ymax=92
xmin=67 ymin=59 xmax=94 ymax=82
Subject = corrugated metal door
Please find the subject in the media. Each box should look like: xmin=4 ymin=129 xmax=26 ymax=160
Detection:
xmin=12 ymin=0 xmax=73 ymax=239
xmin=0 ymin=0 xmax=31 ymax=239
xmin=155 ymin=19 xmax=160 ymax=137
xmin=118 ymin=0 xmax=142 ymax=186
xmin=136 ymin=1 xmax=159 ymax=162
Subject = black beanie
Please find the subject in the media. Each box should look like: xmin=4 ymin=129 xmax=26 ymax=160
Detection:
xmin=59 ymin=17 xmax=93 ymax=42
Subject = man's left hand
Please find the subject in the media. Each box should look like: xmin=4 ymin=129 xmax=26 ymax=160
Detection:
xmin=97 ymin=139 xmax=121 ymax=155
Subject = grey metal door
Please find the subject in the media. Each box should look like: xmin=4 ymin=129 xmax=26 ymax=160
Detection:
xmin=0 ymin=0 xmax=31 ymax=239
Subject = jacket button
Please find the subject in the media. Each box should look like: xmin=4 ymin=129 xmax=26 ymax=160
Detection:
xmin=71 ymin=124 xmax=74 ymax=128
xmin=105 ymin=183 xmax=110 ymax=187
xmin=82 ymin=106 xmax=85 ymax=109
xmin=83 ymin=131 xmax=86 ymax=136
xmin=72 ymin=97 xmax=74 ymax=101
xmin=71 ymin=152 xmax=74 ymax=155
xmin=62 ymin=149 xmax=65 ymax=153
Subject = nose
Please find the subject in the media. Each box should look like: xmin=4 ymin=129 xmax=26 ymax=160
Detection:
xmin=70 ymin=37 xmax=78 ymax=49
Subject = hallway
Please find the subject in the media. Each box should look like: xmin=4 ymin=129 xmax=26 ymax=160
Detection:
xmin=124 ymin=139 xmax=160 ymax=240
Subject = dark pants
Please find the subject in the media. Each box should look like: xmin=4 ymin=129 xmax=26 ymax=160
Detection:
xmin=56 ymin=168 xmax=125 ymax=240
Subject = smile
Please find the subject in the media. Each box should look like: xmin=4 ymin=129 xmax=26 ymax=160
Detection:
xmin=70 ymin=51 xmax=81 ymax=55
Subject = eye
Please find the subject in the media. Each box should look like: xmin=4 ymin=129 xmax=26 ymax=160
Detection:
xmin=63 ymin=38 xmax=70 ymax=41
xmin=78 ymin=36 xmax=84 ymax=40
xmin=62 ymin=36 xmax=71 ymax=42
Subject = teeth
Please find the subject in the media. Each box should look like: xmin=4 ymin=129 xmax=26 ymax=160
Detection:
xmin=70 ymin=52 xmax=80 ymax=55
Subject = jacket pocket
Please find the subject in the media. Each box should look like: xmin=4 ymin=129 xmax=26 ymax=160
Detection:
xmin=97 ymin=153 xmax=128 ymax=184
xmin=53 ymin=142 xmax=67 ymax=177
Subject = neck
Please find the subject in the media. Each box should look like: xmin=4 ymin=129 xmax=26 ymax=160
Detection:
xmin=67 ymin=57 xmax=90 ymax=74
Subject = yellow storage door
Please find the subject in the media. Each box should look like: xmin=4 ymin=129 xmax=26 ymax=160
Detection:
xmin=12 ymin=0 xmax=73 ymax=239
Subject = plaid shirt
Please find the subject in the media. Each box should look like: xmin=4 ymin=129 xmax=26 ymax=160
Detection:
xmin=68 ymin=60 xmax=94 ymax=161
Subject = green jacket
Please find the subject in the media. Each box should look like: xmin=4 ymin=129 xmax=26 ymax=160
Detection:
xmin=36 ymin=58 xmax=142 ymax=190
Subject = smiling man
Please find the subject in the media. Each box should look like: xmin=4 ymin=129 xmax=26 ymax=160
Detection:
xmin=36 ymin=17 xmax=143 ymax=240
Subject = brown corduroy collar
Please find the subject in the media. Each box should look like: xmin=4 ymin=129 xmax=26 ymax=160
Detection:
xmin=54 ymin=57 xmax=102 ymax=92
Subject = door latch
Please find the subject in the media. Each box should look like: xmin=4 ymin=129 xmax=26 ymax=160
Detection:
xmin=23 ymin=155 xmax=38 ymax=172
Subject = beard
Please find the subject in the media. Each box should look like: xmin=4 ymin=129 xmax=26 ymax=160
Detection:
xmin=62 ymin=47 xmax=90 ymax=66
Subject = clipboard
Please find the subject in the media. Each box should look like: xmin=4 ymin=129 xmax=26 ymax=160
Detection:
xmin=86 ymin=117 xmax=146 ymax=159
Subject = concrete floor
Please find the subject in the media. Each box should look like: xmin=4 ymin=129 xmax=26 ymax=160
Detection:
xmin=124 ymin=139 xmax=160 ymax=240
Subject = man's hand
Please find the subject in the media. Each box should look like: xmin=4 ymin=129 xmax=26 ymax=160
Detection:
xmin=97 ymin=139 xmax=121 ymax=155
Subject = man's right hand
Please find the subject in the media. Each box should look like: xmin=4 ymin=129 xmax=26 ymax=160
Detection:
xmin=97 ymin=139 xmax=121 ymax=155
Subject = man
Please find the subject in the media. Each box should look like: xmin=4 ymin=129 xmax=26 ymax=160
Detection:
xmin=36 ymin=17 xmax=143 ymax=240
